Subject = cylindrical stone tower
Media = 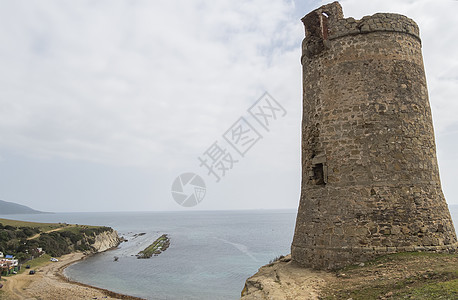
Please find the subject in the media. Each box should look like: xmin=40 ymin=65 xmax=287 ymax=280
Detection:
xmin=292 ymin=1 xmax=458 ymax=270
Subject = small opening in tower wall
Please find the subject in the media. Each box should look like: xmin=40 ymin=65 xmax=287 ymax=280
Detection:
xmin=312 ymin=163 xmax=326 ymax=185
xmin=320 ymin=12 xmax=329 ymax=40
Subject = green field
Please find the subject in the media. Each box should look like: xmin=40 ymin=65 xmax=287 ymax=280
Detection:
xmin=0 ymin=218 xmax=67 ymax=232
xmin=61 ymin=224 xmax=101 ymax=234
xmin=0 ymin=218 xmax=107 ymax=237
xmin=18 ymin=254 xmax=52 ymax=274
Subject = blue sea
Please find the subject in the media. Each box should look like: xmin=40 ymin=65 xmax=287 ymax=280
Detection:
xmin=1 ymin=206 xmax=458 ymax=300
xmin=0 ymin=210 xmax=297 ymax=300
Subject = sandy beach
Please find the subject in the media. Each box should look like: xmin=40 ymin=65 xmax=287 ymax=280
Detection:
xmin=2 ymin=252 xmax=144 ymax=300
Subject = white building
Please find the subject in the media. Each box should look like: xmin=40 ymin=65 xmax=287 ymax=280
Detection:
xmin=0 ymin=252 xmax=4 ymax=258
xmin=0 ymin=258 xmax=18 ymax=268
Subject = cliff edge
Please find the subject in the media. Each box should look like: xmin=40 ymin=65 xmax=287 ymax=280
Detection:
xmin=92 ymin=229 xmax=121 ymax=253
xmin=241 ymin=255 xmax=332 ymax=300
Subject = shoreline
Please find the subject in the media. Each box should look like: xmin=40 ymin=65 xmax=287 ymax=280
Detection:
xmin=3 ymin=251 xmax=145 ymax=300
xmin=58 ymin=252 xmax=145 ymax=300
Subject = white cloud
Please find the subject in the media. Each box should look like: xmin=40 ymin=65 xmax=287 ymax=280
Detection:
xmin=0 ymin=0 xmax=302 ymax=170
xmin=0 ymin=0 xmax=457 ymax=210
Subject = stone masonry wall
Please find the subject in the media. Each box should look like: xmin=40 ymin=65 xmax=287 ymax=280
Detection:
xmin=292 ymin=1 xmax=458 ymax=270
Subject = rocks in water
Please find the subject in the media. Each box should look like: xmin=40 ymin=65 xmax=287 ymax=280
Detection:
xmin=136 ymin=234 xmax=170 ymax=259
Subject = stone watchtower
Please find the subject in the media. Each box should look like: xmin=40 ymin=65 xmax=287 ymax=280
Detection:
xmin=292 ymin=2 xmax=458 ymax=269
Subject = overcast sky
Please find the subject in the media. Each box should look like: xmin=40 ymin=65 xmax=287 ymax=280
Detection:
xmin=0 ymin=0 xmax=457 ymax=212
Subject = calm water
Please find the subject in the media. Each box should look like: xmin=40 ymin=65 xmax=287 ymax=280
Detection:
xmin=2 ymin=206 xmax=458 ymax=300
xmin=0 ymin=210 xmax=297 ymax=300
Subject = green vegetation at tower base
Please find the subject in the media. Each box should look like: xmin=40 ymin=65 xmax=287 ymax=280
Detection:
xmin=321 ymin=252 xmax=458 ymax=300
xmin=137 ymin=234 xmax=170 ymax=259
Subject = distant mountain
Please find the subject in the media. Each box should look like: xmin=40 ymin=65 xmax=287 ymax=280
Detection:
xmin=0 ymin=199 xmax=47 ymax=215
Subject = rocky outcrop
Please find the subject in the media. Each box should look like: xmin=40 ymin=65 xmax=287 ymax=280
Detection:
xmin=240 ymin=255 xmax=333 ymax=300
xmin=92 ymin=230 xmax=121 ymax=252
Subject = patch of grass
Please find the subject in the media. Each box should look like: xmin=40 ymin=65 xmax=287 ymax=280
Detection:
xmin=340 ymin=252 xmax=454 ymax=273
xmin=18 ymin=254 xmax=52 ymax=274
xmin=0 ymin=218 xmax=67 ymax=232
xmin=406 ymin=278 xmax=458 ymax=299
xmin=269 ymin=255 xmax=285 ymax=264
xmin=60 ymin=225 xmax=98 ymax=234
xmin=322 ymin=252 xmax=458 ymax=300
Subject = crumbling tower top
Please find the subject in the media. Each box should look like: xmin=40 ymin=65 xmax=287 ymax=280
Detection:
xmin=301 ymin=1 xmax=419 ymax=59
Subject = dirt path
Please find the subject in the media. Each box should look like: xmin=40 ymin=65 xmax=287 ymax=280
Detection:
xmin=2 ymin=252 xmax=143 ymax=300
xmin=27 ymin=226 xmax=74 ymax=240
xmin=2 ymin=271 xmax=31 ymax=300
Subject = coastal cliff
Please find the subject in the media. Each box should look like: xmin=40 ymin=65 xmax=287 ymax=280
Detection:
xmin=0 ymin=219 xmax=122 ymax=260
xmin=240 ymin=255 xmax=331 ymax=300
xmin=92 ymin=229 xmax=121 ymax=252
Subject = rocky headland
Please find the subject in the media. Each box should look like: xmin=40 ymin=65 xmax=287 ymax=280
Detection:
xmin=0 ymin=219 xmax=130 ymax=300
xmin=92 ymin=229 xmax=122 ymax=252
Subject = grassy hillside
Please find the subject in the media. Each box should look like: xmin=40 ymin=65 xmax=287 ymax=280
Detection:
xmin=0 ymin=218 xmax=113 ymax=261
xmin=0 ymin=218 xmax=65 ymax=231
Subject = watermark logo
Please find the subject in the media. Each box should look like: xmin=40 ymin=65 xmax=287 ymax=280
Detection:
xmin=248 ymin=92 xmax=287 ymax=131
xmin=223 ymin=117 xmax=262 ymax=157
xmin=171 ymin=173 xmax=206 ymax=207
xmin=171 ymin=92 xmax=286 ymax=207
xmin=198 ymin=141 xmax=239 ymax=183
